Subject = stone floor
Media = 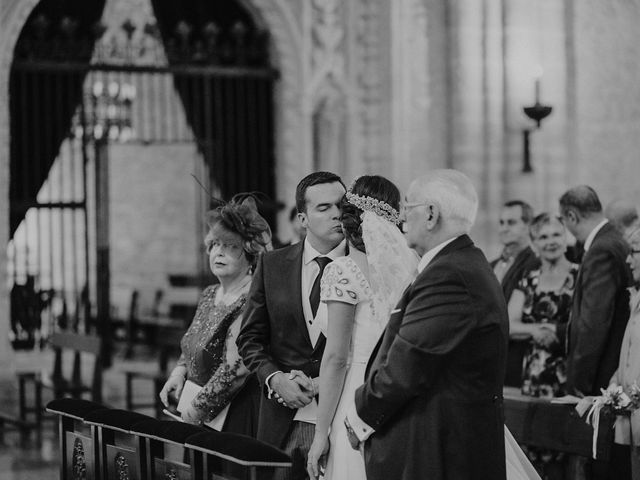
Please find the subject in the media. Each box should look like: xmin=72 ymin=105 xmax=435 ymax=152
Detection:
xmin=0 ymin=343 xmax=163 ymax=479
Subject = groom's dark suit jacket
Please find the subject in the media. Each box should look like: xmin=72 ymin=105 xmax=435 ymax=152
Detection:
xmin=237 ymin=242 xmax=325 ymax=447
xmin=355 ymin=235 xmax=508 ymax=480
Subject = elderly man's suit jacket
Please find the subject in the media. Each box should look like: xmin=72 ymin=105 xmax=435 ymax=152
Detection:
xmin=355 ymin=235 xmax=509 ymax=480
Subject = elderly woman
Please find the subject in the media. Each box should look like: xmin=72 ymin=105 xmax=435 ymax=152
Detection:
xmin=609 ymin=226 xmax=640 ymax=478
xmin=508 ymin=213 xmax=579 ymax=399
xmin=159 ymin=194 xmax=270 ymax=435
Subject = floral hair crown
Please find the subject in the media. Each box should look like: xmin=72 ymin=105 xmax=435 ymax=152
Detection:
xmin=346 ymin=191 xmax=401 ymax=225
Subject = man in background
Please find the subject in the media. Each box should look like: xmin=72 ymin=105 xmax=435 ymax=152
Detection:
xmin=490 ymin=200 xmax=540 ymax=303
xmin=559 ymin=185 xmax=633 ymax=480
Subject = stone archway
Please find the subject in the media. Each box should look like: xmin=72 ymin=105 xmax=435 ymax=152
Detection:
xmin=0 ymin=0 xmax=306 ymax=373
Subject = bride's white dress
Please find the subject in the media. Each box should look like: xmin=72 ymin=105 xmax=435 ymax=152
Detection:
xmin=315 ymin=211 xmax=541 ymax=480
xmin=316 ymin=255 xmax=383 ymax=480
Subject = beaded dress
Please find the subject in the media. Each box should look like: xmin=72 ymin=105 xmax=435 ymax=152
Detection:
xmin=175 ymin=284 xmax=252 ymax=429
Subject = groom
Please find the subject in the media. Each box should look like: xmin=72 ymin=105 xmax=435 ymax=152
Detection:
xmin=346 ymin=170 xmax=508 ymax=480
xmin=237 ymin=171 xmax=346 ymax=480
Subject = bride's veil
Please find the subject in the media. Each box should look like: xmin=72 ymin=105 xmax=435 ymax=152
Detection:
xmin=361 ymin=210 xmax=419 ymax=327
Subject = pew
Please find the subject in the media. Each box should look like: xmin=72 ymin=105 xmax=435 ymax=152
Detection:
xmin=131 ymin=419 xmax=208 ymax=479
xmin=46 ymin=398 xmax=110 ymax=480
xmin=83 ymin=408 xmax=154 ymax=479
xmin=47 ymin=401 xmax=293 ymax=480
xmin=186 ymin=430 xmax=292 ymax=480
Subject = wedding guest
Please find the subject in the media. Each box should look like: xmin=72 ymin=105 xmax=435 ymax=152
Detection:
xmin=558 ymin=185 xmax=633 ymax=479
xmin=237 ymin=171 xmax=347 ymax=480
xmin=608 ymin=226 xmax=640 ymax=480
xmin=508 ymin=213 xmax=578 ymax=398
xmin=159 ymin=194 xmax=271 ymax=436
xmin=605 ymin=199 xmax=640 ymax=238
xmin=491 ymin=200 xmax=541 ymax=303
xmin=508 ymin=213 xmax=578 ymax=479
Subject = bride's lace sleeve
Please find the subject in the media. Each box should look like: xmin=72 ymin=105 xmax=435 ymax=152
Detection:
xmin=320 ymin=258 xmax=362 ymax=306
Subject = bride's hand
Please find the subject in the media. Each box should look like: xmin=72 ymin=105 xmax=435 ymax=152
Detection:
xmin=306 ymin=435 xmax=330 ymax=480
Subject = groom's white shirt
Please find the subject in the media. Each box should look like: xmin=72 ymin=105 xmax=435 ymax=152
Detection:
xmin=346 ymin=236 xmax=458 ymax=442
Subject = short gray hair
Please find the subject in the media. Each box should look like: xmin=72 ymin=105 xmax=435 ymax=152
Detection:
xmin=411 ymin=169 xmax=478 ymax=233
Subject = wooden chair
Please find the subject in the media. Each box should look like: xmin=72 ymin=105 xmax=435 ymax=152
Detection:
xmin=18 ymin=331 xmax=103 ymax=427
xmin=122 ymin=325 xmax=181 ymax=417
xmin=0 ymin=411 xmax=36 ymax=445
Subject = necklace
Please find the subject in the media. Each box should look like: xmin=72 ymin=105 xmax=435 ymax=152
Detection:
xmin=216 ymin=275 xmax=252 ymax=305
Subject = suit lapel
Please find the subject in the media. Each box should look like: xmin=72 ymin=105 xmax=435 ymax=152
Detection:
xmin=284 ymin=243 xmax=313 ymax=348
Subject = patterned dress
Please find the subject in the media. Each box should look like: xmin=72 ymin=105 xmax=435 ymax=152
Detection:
xmin=176 ymin=284 xmax=257 ymax=435
xmin=516 ymin=265 xmax=579 ymax=398
xmin=316 ymin=256 xmax=382 ymax=480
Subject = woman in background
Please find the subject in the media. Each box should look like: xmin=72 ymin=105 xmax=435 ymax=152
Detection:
xmin=159 ymin=194 xmax=271 ymax=435
xmin=508 ymin=213 xmax=578 ymax=398
xmin=608 ymin=226 xmax=640 ymax=479
xmin=508 ymin=213 xmax=578 ymax=478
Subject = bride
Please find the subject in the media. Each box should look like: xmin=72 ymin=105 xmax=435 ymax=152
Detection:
xmin=305 ymin=175 xmax=541 ymax=480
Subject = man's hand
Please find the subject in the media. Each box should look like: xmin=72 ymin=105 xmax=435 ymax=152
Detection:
xmin=288 ymin=369 xmax=316 ymax=395
xmin=344 ymin=417 xmax=362 ymax=451
xmin=270 ymin=372 xmax=314 ymax=409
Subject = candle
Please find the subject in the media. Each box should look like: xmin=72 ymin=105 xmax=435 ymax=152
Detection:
xmin=534 ymin=65 xmax=543 ymax=104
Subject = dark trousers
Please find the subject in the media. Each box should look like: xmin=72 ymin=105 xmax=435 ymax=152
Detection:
xmin=272 ymin=421 xmax=315 ymax=480
xmin=568 ymin=444 xmax=632 ymax=480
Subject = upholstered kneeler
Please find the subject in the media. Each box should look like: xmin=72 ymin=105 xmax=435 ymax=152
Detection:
xmin=131 ymin=419 xmax=208 ymax=480
xmin=46 ymin=398 xmax=110 ymax=480
xmin=185 ymin=431 xmax=292 ymax=480
xmin=83 ymin=408 xmax=154 ymax=480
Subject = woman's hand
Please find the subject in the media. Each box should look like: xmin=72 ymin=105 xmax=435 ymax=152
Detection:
xmin=532 ymin=324 xmax=557 ymax=348
xmin=159 ymin=374 xmax=185 ymax=408
xmin=181 ymin=403 xmax=206 ymax=425
xmin=306 ymin=435 xmax=330 ymax=480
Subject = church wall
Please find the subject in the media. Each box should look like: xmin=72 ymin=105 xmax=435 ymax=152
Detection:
xmin=572 ymin=1 xmax=640 ymax=204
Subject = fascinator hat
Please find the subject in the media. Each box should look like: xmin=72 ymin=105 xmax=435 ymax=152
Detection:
xmin=206 ymin=192 xmax=273 ymax=268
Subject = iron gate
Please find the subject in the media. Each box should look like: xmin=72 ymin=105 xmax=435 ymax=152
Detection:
xmin=9 ymin=0 xmax=276 ymax=355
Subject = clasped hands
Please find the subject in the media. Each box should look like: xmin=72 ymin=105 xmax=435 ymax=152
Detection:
xmin=531 ymin=323 xmax=558 ymax=349
xmin=270 ymin=370 xmax=317 ymax=409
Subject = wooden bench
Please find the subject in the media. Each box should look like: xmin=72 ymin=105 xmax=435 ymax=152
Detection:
xmin=504 ymin=387 xmax=614 ymax=460
xmin=18 ymin=331 xmax=103 ymax=428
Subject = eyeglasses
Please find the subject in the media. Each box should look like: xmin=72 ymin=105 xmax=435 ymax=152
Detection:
xmin=631 ymin=249 xmax=640 ymax=255
xmin=403 ymin=201 xmax=428 ymax=211
xmin=207 ymin=241 xmax=244 ymax=258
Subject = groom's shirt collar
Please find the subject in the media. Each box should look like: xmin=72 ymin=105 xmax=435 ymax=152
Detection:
xmin=417 ymin=236 xmax=460 ymax=273
xmin=303 ymin=237 xmax=346 ymax=264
